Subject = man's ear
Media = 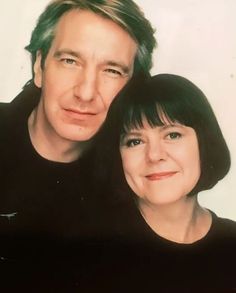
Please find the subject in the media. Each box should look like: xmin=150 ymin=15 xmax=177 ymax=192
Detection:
xmin=33 ymin=51 xmax=43 ymax=88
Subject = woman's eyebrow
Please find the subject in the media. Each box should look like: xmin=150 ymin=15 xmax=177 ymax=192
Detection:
xmin=160 ymin=123 xmax=184 ymax=130
xmin=122 ymin=131 xmax=143 ymax=138
xmin=121 ymin=123 xmax=185 ymax=139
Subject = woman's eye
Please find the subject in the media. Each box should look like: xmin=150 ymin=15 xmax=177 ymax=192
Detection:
xmin=167 ymin=132 xmax=182 ymax=140
xmin=126 ymin=139 xmax=142 ymax=147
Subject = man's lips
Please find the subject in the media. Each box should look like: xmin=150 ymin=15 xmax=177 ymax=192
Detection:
xmin=145 ymin=171 xmax=178 ymax=181
xmin=64 ymin=108 xmax=96 ymax=120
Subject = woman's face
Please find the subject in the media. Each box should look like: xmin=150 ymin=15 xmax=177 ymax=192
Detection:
xmin=119 ymin=118 xmax=201 ymax=207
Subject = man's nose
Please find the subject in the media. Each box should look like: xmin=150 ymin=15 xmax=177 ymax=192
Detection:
xmin=74 ymin=69 xmax=98 ymax=102
xmin=146 ymin=140 xmax=167 ymax=163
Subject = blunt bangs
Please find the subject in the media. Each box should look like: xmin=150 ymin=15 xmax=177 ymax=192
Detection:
xmin=121 ymin=101 xmax=165 ymax=135
xmin=119 ymin=75 xmax=204 ymax=136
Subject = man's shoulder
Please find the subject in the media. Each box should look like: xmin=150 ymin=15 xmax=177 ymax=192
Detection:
xmin=0 ymin=82 xmax=41 ymax=123
xmin=0 ymin=101 xmax=12 ymax=126
xmin=10 ymin=81 xmax=41 ymax=111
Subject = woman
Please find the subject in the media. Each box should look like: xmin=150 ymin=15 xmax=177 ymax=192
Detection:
xmin=94 ymin=74 xmax=236 ymax=291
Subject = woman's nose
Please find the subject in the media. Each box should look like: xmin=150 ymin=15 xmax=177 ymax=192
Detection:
xmin=146 ymin=140 xmax=167 ymax=163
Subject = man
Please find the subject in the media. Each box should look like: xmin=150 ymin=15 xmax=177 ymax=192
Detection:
xmin=0 ymin=0 xmax=155 ymax=276
xmin=0 ymin=1 xmax=156 ymax=289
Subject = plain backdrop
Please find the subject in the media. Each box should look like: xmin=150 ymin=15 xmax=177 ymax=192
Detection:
xmin=0 ymin=0 xmax=235 ymax=220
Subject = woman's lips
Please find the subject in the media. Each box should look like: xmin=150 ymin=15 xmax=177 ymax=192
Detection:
xmin=145 ymin=171 xmax=178 ymax=181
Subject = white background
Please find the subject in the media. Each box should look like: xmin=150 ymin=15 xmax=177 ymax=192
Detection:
xmin=0 ymin=1 xmax=235 ymax=220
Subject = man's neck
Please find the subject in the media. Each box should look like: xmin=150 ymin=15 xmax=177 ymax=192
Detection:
xmin=28 ymin=107 xmax=90 ymax=163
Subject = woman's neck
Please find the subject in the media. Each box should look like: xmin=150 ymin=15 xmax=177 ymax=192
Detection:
xmin=139 ymin=196 xmax=212 ymax=244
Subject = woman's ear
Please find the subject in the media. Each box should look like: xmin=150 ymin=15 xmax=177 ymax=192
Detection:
xmin=33 ymin=51 xmax=43 ymax=88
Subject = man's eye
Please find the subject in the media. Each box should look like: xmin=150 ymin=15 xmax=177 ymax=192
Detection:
xmin=126 ymin=139 xmax=142 ymax=147
xmin=167 ymin=132 xmax=182 ymax=140
xmin=61 ymin=58 xmax=76 ymax=65
xmin=105 ymin=68 xmax=122 ymax=76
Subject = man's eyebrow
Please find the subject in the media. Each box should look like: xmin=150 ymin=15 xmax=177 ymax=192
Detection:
xmin=53 ymin=50 xmax=131 ymax=74
xmin=53 ymin=49 xmax=81 ymax=59
xmin=106 ymin=61 xmax=130 ymax=74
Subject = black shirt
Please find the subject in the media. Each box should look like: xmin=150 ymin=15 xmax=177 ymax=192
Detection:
xmin=0 ymin=83 xmax=112 ymax=291
xmin=98 ymin=201 xmax=236 ymax=292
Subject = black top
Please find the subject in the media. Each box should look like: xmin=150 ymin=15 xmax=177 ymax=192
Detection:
xmin=97 ymin=201 xmax=236 ymax=292
xmin=0 ymin=83 xmax=105 ymax=248
xmin=0 ymin=83 xmax=114 ymax=291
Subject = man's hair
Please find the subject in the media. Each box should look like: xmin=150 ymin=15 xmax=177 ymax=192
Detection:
xmin=25 ymin=0 xmax=156 ymax=76
xmin=96 ymin=73 xmax=231 ymax=197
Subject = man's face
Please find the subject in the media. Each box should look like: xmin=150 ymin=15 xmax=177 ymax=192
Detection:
xmin=34 ymin=9 xmax=137 ymax=142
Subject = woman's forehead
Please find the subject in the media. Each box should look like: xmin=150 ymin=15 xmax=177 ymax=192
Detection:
xmin=123 ymin=113 xmax=181 ymax=133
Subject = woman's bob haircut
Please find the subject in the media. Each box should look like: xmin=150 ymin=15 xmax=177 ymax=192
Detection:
xmin=97 ymin=74 xmax=230 ymax=195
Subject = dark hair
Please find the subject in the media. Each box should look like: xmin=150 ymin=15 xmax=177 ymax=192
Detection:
xmin=25 ymin=0 xmax=156 ymax=78
xmin=95 ymin=73 xmax=231 ymax=197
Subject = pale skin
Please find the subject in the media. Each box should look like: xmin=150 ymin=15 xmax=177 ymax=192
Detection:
xmin=120 ymin=119 xmax=212 ymax=244
xmin=29 ymin=9 xmax=137 ymax=162
xmin=139 ymin=196 xmax=211 ymax=244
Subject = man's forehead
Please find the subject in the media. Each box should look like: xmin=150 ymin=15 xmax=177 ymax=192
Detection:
xmin=48 ymin=9 xmax=137 ymax=72
xmin=54 ymin=9 xmax=136 ymax=48
xmin=55 ymin=9 xmax=127 ymax=36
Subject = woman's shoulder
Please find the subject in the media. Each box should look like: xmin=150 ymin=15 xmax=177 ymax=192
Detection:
xmin=210 ymin=210 xmax=236 ymax=240
xmin=212 ymin=211 xmax=236 ymax=227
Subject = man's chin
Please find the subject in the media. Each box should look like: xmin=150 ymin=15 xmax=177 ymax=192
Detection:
xmin=60 ymin=128 xmax=99 ymax=143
